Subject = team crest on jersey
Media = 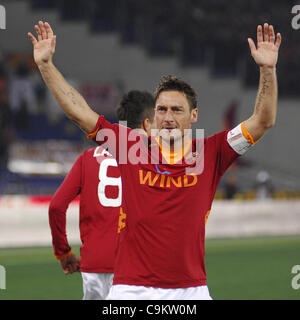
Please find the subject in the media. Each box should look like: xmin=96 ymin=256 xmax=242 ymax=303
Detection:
xmin=184 ymin=151 xmax=198 ymax=163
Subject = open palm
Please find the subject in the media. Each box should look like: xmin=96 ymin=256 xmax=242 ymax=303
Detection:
xmin=248 ymin=23 xmax=281 ymax=68
xmin=28 ymin=21 xmax=56 ymax=66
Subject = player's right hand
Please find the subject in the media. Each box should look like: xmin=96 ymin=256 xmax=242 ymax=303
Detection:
xmin=60 ymin=253 xmax=81 ymax=275
xmin=28 ymin=21 xmax=56 ymax=67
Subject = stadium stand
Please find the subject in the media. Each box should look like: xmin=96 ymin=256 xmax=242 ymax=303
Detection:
xmin=1 ymin=0 xmax=300 ymax=197
xmin=28 ymin=0 xmax=300 ymax=96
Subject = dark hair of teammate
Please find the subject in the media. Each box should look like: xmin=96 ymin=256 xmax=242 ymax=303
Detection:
xmin=154 ymin=75 xmax=197 ymax=110
xmin=116 ymin=90 xmax=155 ymax=129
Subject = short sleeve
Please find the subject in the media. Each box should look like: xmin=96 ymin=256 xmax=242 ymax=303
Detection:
xmin=211 ymin=130 xmax=240 ymax=177
xmin=214 ymin=122 xmax=255 ymax=176
xmin=227 ymin=122 xmax=255 ymax=155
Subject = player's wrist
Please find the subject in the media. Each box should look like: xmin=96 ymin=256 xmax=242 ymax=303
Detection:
xmin=37 ymin=59 xmax=54 ymax=70
xmin=55 ymin=249 xmax=73 ymax=260
xmin=259 ymin=65 xmax=276 ymax=73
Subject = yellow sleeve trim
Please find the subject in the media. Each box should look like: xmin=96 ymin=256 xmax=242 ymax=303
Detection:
xmin=55 ymin=249 xmax=72 ymax=261
xmin=241 ymin=122 xmax=256 ymax=145
xmin=86 ymin=127 xmax=99 ymax=140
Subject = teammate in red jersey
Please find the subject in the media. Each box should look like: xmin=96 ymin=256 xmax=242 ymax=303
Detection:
xmin=29 ymin=22 xmax=281 ymax=299
xmin=48 ymin=90 xmax=155 ymax=299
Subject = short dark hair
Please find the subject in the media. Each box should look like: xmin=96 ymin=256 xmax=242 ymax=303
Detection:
xmin=116 ymin=90 xmax=155 ymax=129
xmin=154 ymin=75 xmax=197 ymax=110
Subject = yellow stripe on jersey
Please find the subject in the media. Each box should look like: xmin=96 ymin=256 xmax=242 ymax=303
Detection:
xmin=204 ymin=210 xmax=211 ymax=225
xmin=118 ymin=207 xmax=126 ymax=233
xmin=55 ymin=249 xmax=73 ymax=260
xmin=86 ymin=127 xmax=100 ymax=140
xmin=154 ymin=136 xmax=193 ymax=164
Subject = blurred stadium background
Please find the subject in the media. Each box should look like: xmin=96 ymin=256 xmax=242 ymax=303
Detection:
xmin=0 ymin=0 xmax=300 ymax=300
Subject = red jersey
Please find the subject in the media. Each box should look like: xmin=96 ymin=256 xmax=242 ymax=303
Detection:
xmin=49 ymin=146 xmax=121 ymax=273
xmin=88 ymin=116 xmax=240 ymax=287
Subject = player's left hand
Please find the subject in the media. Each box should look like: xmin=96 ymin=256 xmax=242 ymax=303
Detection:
xmin=60 ymin=253 xmax=80 ymax=275
xmin=248 ymin=23 xmax=281 ymax=68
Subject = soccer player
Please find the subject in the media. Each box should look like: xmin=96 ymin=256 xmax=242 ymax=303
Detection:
xmin=48 ymin=90 xmax=155 ymax=300
xmin=29 ymin=22 xmax=281 ymax=299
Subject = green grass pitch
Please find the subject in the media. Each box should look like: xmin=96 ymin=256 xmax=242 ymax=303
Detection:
xmin=0 ymin=235 xmax=299 ymax=300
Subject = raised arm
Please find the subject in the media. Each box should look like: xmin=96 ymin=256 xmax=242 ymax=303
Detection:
xmin=28 ymin=21 xmax=99 ymax=133
xmin=244 ymin=23 xmax=281 ymax=142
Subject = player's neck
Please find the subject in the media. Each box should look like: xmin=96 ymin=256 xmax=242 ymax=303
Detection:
xmin=157 ymin=136 xmax=192 ymax=158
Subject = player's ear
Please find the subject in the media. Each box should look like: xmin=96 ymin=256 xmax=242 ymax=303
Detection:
xmin=142 ymin=118 xmax=152 ymax=136
xmin=190 ymin=108 xmax=198 ymax=124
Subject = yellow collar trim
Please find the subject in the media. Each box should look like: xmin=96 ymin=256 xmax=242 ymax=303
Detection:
xmin=154 ymin=136 xmax=193 ymax=164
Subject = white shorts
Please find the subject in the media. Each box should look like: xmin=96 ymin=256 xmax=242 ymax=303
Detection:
xmin=106 ymin=284 xmax=212 ymax=300
xmin=81 ymin=272 xmax=114 ymax=300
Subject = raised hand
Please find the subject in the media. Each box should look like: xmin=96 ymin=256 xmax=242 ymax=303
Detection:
xmin=248 ymin=23 xmax=281 ymax=68
xmin=28 ymin=21 xmax=56 ymax=67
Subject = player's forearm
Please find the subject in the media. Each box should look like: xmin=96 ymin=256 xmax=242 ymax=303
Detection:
xmin=253 ymin=66 xmax=277 ymax=128
xmin=49 ymin=205 xmax=71 ymax=257
xmin=244 ymin=66 xmax=277 ymax=141
xmin=38 ymin=61 xmax=99 ymax=133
